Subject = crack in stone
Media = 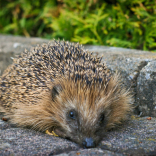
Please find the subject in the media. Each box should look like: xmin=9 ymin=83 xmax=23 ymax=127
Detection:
xmin=133 ymin=60 xmax=149 ymax=115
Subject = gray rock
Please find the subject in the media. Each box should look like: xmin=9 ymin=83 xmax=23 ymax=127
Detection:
xmin=0 ymin=35 xmax=49 ymax=75
xmin=136 ymin=61 xmax=156 ymax=117
xmin=0 ymin=116 xmax=156 ymax=155
xmin=56 ymin=148 xmax=124 ymax=156
xmin=0 ymin=143 xmax=11 ymax=149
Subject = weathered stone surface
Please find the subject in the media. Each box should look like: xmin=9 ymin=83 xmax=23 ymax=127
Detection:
xmin=136 ymin=61 xmax=156 ymax=117
xmin=0 ymin=35 xmax=49 ymax=75
xmin=55 ymin=148 xmax=124 ymax=156
xmin=0 ymin=116 xmax=156 ymax=156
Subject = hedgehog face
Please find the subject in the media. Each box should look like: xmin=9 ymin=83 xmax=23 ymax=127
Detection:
xmin=9 ymin=77 xmax=131 ymax=148
xmin=51 ymin=99 xmax=108 ymax=148
xmin=48 ymin=78 xmax=131 ymax=148
xmin=48 ymin=81 xmax=107 ymax=148
xmin=64 ymin=107 xmax=108 ymax=148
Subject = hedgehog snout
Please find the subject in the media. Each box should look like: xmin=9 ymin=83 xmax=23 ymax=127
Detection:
xmin=82 ymin=137 xmax=95 ymax=148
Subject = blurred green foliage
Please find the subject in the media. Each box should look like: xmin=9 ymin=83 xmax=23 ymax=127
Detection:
xmin=0 ymin=0 xmax=156 ymax=51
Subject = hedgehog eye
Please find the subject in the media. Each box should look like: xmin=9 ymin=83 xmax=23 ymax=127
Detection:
xmin=99 ymin=114 xmax=105 ymax=123
xmin=69 ymin=111 xmax=76 ymax=120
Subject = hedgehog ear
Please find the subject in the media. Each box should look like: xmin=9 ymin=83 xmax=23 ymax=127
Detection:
xmin=51 ymin=84 xmax=63 ymax=101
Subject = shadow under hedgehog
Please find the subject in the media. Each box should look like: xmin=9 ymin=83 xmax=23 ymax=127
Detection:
xmin=0 ymin=40 xmax=132 ymax=148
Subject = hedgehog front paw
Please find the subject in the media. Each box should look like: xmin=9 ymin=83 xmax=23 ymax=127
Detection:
xmin=45 ymin=129 xmax=59 ymax=137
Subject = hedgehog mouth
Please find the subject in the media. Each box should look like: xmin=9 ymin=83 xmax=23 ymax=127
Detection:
xmin=46 ymin=127 xmax=101 ymax=148
xmin=53 ymin=128 xmax=64 ymax=136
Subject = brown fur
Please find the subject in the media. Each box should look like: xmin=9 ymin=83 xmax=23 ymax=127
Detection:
xmin=0 ymin=40 xmax=132 ymax=147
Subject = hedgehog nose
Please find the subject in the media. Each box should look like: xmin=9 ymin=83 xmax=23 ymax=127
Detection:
xmin=82 ymin=137 xmax=95 ymax=148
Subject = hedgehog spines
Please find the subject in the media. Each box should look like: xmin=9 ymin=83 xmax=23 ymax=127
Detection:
xmin=0 ymin=40 xmax=132 ymax=148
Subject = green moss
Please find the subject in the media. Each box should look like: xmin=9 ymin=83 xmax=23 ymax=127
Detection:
xmin=147 ymin=138 xmax=155 ymax=141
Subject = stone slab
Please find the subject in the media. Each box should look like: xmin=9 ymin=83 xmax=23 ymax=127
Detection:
xmin=0 ymin=116 xmax=156 ymax=156
xmin=136 ymin=61 xmax=156 ymax=117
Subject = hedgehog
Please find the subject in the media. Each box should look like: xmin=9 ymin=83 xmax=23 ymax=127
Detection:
xmin=0 ymin=40 xmax=132 ymax=148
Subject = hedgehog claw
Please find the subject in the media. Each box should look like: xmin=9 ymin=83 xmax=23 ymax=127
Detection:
xmin=45 ymin=130 xmax=59 ymax=137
